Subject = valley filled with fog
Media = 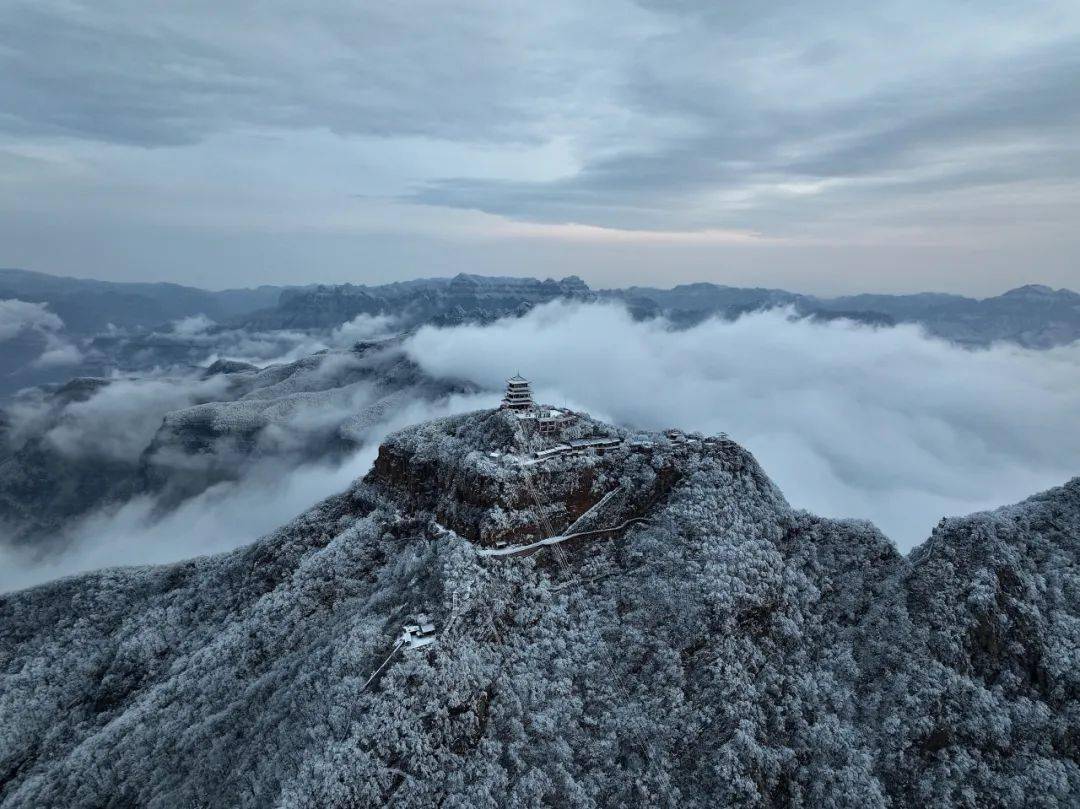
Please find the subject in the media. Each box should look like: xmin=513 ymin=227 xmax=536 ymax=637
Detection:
xmin=2 ymin=277 xmax=1077 ymax=592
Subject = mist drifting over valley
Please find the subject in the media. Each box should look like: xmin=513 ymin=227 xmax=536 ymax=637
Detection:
xmin=408 ymin=303 xmax=1080 ymax=548
xmin=1 ymin=292 xmax=1076 ymax=593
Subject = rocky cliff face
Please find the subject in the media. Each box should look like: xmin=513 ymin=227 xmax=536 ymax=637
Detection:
xmin=0 ymin=408 xmax=1077 ymax=808
xmin=365 ymin=409 xmax=767 ymax=549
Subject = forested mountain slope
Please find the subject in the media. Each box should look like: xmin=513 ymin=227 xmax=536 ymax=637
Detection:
xmin=0 ymin=409 xmax=1077 ymax=807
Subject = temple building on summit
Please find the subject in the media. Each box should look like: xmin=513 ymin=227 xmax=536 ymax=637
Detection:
xmin=500 ymin=374 xmax=577 ymax=436
xmin=501 ymin=374 xmax=535 ymax=411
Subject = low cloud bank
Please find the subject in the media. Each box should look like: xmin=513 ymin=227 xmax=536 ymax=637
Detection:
xmin=0 ymin=387 xmax=493 ymax=593
xmin=160 ymin=312 xmax=402 ymax=368
xmin=0 ymin=298 xmax=83 ymax=368
xmin=0 ymin=299 xmax=63 ymax=339
xmin=405 ymin=302 xmax=1080 ymax=551
xmin=32 ymin=334 xmax=84 ymax=368
xmin=43 ymin=375 xmax=235 ymax=463
xmin=4 ymin=302 xmax=1074 ymax=590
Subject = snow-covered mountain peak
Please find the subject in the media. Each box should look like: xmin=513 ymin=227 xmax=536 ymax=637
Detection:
xmin=1 ymin=406 xmax=1077 ymax=806
xmin=363 ymin=406 xmax=769 ymax=551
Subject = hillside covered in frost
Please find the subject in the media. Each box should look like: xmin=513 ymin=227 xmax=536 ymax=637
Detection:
xmin=1 ymin=408 xmax=1077 ymax=807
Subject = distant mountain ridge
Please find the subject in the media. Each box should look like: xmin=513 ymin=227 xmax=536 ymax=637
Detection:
xmin=246 ymin=273 xmax=593 ymax=329
xmin=3 ymin=267 xmax=1079 ymax=348
xmin=0 ymin=267 xmax=284 ymax=333
xmin=244 ymin=273 xmax=1080 ymax=348
xmin=602 ymin=281 xmax=1080 ymax=347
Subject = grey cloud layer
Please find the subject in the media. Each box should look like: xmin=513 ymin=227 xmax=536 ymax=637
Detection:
xmin=0 ymin=345 xmax=495 ymax=592
xmin=404 ymin=302 xmax=1080 ymax=551
xmin=0 ymin=0 xmax=591 ymax=146
xmin=2 ymin=0 xmax=1079 ymax=284
xmin=0 ymin=299 xmax=63 ymax=340
xmin=413 ymin=15 xmax=1080 ymax=233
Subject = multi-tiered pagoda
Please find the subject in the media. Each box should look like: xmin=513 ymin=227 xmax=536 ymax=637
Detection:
xmin=501 ymin=374 xmax=535 ymax=411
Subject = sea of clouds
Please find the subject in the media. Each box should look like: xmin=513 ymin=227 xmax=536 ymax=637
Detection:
xmin=405 ymin=301 xmax=1080 ymax=550
xmin=164 ymin=311 xmax=402 ymax=367
xmin=2 ymin=300 xmax=1076 ymax=591
xmin=0 ymin=298 xmax=83 ymax=369
xmin=0 ymin=309 xmax=440 ymax=591
xmin=0 ymin=385 xmax=494 ymax=592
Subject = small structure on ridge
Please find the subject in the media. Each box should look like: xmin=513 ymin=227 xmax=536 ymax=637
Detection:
xmin=401 ymin=617 xmax=437 ymax=650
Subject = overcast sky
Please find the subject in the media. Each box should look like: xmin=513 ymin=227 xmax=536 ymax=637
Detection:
xmin=1 ymin=0 xmax=1078 ymax=294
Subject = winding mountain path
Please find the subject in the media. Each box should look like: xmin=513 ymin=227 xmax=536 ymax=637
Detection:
xmin=478 ymin=518 xmax=650 ymax=559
